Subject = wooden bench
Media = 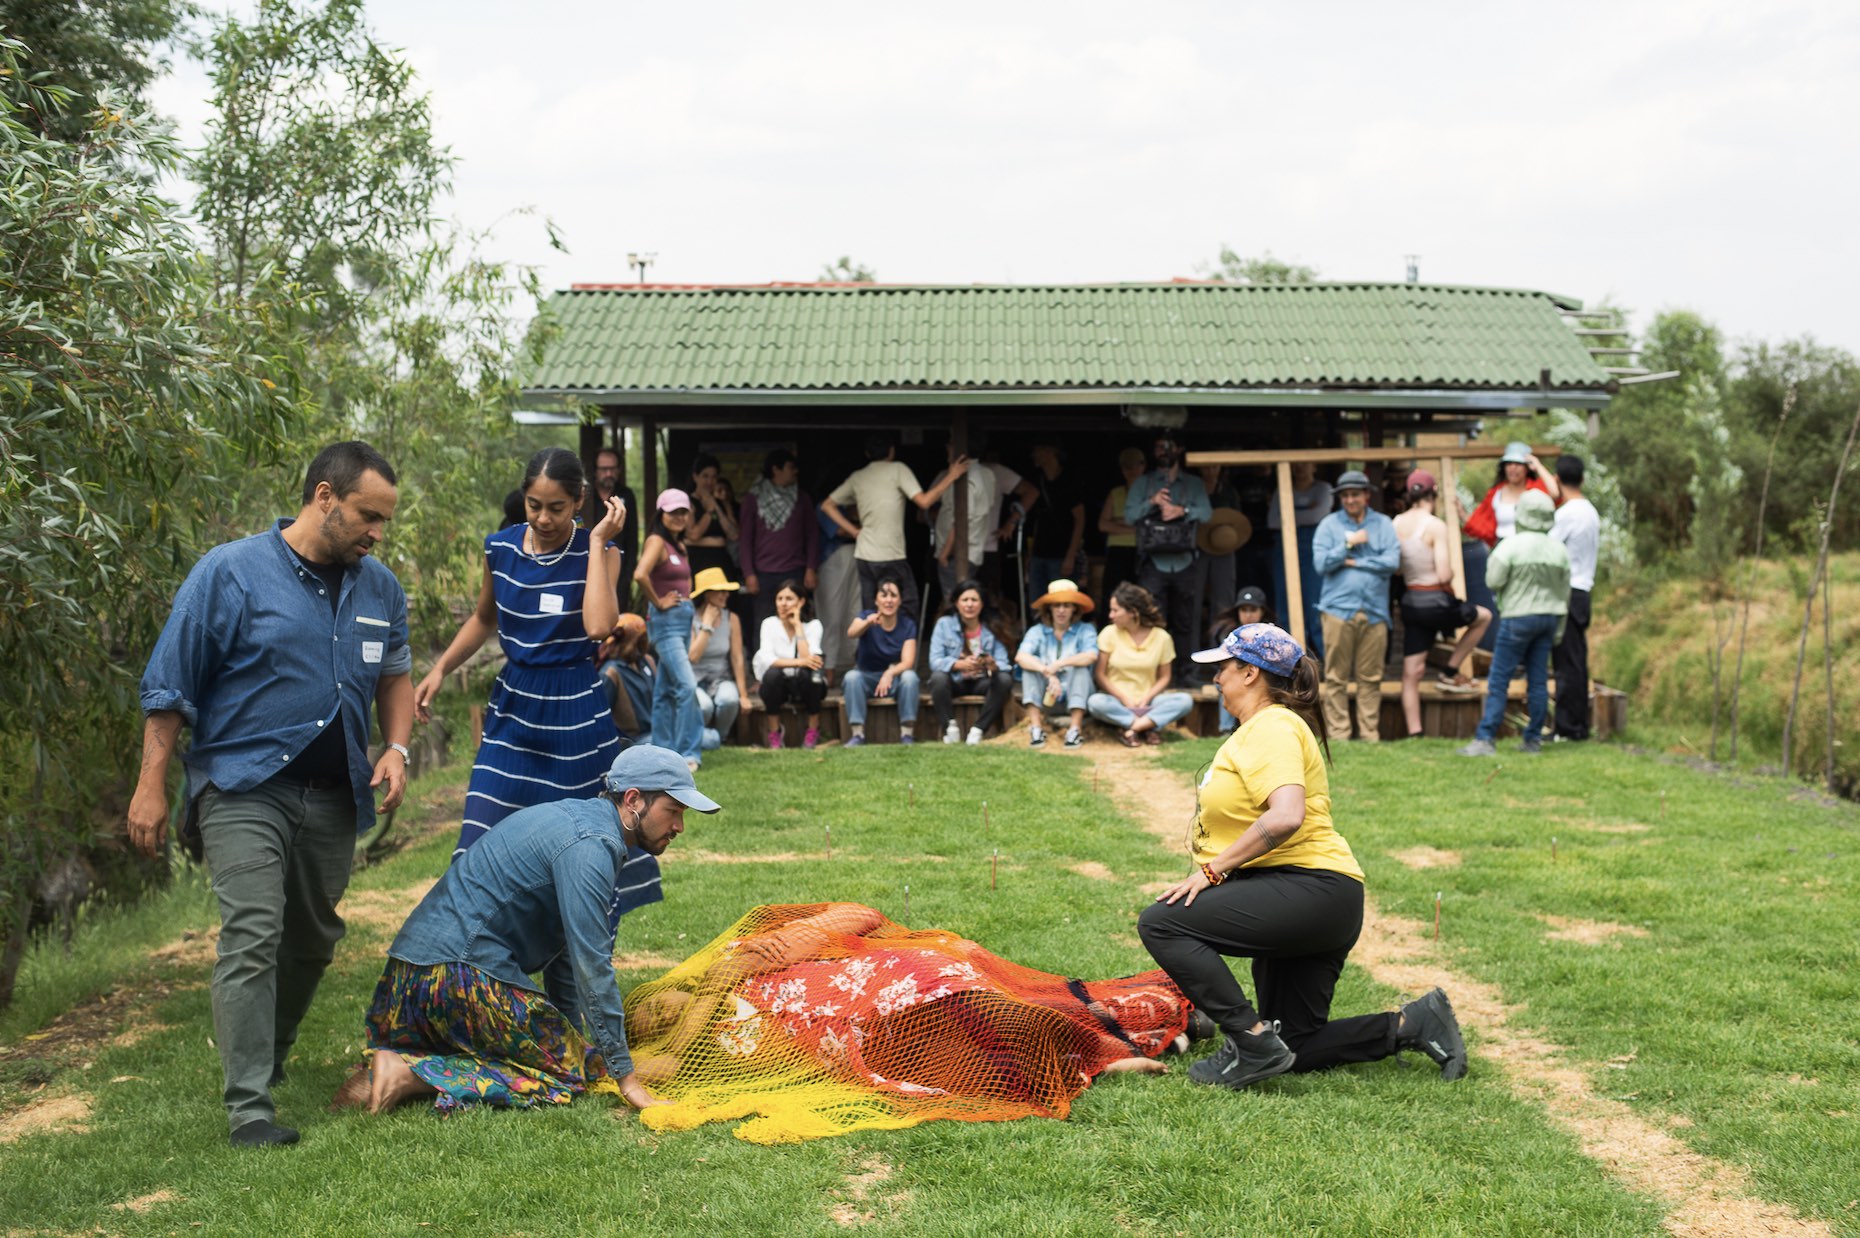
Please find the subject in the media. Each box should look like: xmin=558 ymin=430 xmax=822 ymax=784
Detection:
xmin=737 ymin=692 xmax=845 ymax=746
xmin=835 ymin=694 xmax=1006 ymax=744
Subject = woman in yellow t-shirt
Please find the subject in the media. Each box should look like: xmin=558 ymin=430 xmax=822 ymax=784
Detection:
xmin=1136 ymin=623 xmax=1470 ymax=1091
xmin=1088 ymin=582 xmax=1196 ymax=747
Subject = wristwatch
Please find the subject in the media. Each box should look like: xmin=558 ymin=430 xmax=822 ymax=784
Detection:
xmin=387 ymin=742 xmax=410 ymax=760
xmin=698 ymin=622 xmax=715 ymax=633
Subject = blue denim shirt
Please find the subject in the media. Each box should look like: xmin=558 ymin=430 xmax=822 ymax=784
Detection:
xmin=1311 ymin=508 xmax=1400 ymax=625
xmin=1124 ymin=469 xmax=1213 ymax=573
xmin=1016 ymin=620 xmax=1098 ymax=668
xmin=139 ymin=520 xmax=413 ymax=833
xmin=387 ymin=796 xmax=651 ymax=1078
xmin=927 ymin=614 xmax=1011 ymax=674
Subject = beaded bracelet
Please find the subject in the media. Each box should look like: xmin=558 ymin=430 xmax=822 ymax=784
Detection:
xmin=1200 ymin=863 xmax=1226 ymax=886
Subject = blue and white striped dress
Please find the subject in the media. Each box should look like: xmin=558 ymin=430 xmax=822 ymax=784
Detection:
xmin=457 ymin=525 xmax=661 ymax=918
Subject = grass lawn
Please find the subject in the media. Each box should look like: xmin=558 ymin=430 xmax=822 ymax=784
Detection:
xmin=1 ymin=737 xmax=1854 ymax=1234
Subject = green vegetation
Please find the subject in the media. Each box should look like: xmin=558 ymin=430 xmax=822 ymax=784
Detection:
xmin=3 ymin=742 xmax=1855 ymax=1233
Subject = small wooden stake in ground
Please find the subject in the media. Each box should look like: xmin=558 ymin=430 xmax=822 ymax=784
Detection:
xmin=825 ymin=824 xmax=831 ymax=861
xmin=992 ymin=848 xmax=998 ymax=890
xmin=1483 ymin=764 xmax=1502 ymax=786
xmin=1552 ymin=835 xmax=1558 ymax=863
xmin=1434 ymin=891 xmax=1442 ymax=941
xmin=982 ymin=801 xmax=989 ymax=831
xmin=903 ymin=883 xmax=909 ymax=920
xmin=908 ymin=783 xmax=914 ymax=808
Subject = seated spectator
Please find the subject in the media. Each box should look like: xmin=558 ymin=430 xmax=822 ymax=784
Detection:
xmin=843 ymin=576 xmax=921 ymax=747
xmin=598 ymin=614 xmax=655 ymax=745
xmin=1090 ymin=582 xmax=1194 ymax=747
xmin=928 ymin=579 xmax=1016 ymax=745
xmin=1015 ymin=578 xmax=1098 ymax=748
xmin=1208 ymin=586 xmax=1276 ymax=732
xmin=751 ymin=579 xmax=827 ymax=749
xmin=688 ymin=567 xmax=749 ymax=752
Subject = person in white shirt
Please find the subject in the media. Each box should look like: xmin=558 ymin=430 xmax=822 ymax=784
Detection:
xmin=931 ymin=445 xmax=997 ymax=597
xmin=821 ymin=433 xmax=971 ymax=623
xmin=1550 ymin=455 xmax=1601 ymax=741
xmin=752 ymin=580 xmax=828 ymax=749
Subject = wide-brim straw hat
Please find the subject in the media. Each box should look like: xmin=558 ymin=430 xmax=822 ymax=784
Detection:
xmin=690 ymin=566 xmax=740 ymax=595
xmin=1032 ymin=579 xmax=1095 ymax=614
xmin=1197 ymin=507 xmax=1253 ymax=555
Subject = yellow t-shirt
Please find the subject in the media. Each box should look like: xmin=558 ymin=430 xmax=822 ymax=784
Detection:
xmin=1106 ymin=485 xmax=1134 ymax=548
xmin=1192 ymin=704 xmax=1363 ymax=881
xmin=1096 ymin=624 xmax=1175 ymax=700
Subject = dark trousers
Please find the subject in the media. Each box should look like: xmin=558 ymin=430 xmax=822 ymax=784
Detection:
xmin=759 ymin=665 xmax=827 ymax=715
xmin=747 ymin=565 xmax=808 ymax=633
xmin=1138 ymin=867 xmax=1397 ymax=1073
xmin=929 ymin=669 xmax=1014 ymax=733
xmin=1102 ymin=546 xmax=1138 ymax=604
xmin=856 ymin=557 xmax=920 ymax=625
xmin=1554 ymin=587 xmax=1592 ymax=739
xmin=1138 ymin=558 xmax=1200 ymax=676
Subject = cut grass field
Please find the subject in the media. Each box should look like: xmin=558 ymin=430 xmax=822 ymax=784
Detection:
xmin=1 ymin=737 xmax=1855 ymax=1235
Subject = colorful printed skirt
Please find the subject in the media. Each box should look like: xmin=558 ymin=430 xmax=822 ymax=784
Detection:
xmin=365 ymin=959 xmax=607 ymax=1113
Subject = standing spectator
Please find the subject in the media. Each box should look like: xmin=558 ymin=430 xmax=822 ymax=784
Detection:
xmin=1265 ymin=461 xmax=1332 ymax=658
xmin=632 ymin=490 xmax=705 ymax=769
xmin=1312 ymin=470 xmax=1400 ymax=743
xmin=1551 ymin=455 xmax=1600 ymax=741
xmin=688 ymin=567 xmax=749 ymax=752
xmin=1194 ymin=464 xmax=1246 ymax=661
xmin=685 ymin=453 xmax=740 ymax=586
xmin=1461 ymin=442 xmax=1560 ymax=650
xmin=594 ymin=446 xmax=640 ymax=574
xmin=982 ymin=450 xmax=1037 ymax=607
xmin=598 ymin=614 xmax=656 ymax=746
xmin=928 ymin=578 xmax=1016 ymax=745
xmin=1392 ymin=470 xmax=1492 ymax=738
xmin=416 ymin=448 xmax=629 ymax=850
xmin=1025 ymin=444 xmax=1087 ymax=602
xmin=130 ymin=442 xmax=414 ymax=1147
xmin=1458 ymin=491 xmax=1571 ymax=757
xmin=752 ymin=579 xmax=828 ymax=749
xmin=1089 ymin=582 xmax=1195 ymax=747
xmin=1125 ymin=433 xmax=1213 ymax=683
xmin=1016 ymin=578 xmax=1098 ymax=748
xmin=739 ymin=448 xmax=820 ymax=632
xmin=842 ymin=576 xmax=921 ymax=746
xmin=821 ymin=433 xmax=972 ymax=621
xmin=814 ymin=504 xmax=860 ymax=677
xmin=931 ymin=444 xmax=996 ymax=597
xmin=1098 ymin=446 xmax=1148 ymax=599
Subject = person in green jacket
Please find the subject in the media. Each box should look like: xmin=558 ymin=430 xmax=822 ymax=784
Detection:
xmin=1458 ymin=490 xmax=1570 ymax=756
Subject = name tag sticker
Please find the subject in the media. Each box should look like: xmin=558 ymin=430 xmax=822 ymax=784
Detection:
xmin=362 ymin=641 xmax=384 ymax=664
xmin=539 ymin=593 xmax=565 ymax=614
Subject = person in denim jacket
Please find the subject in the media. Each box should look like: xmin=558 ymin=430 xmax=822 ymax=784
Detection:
xmin=1014 ymin=579 xmax=1098 ymax=748
xmin=927 ymin=579 xmax=1016 ymax=745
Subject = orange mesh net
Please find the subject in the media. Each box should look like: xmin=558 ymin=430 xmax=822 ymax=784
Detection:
xmin=599 ymin=903 xmax=1190 ymax=1144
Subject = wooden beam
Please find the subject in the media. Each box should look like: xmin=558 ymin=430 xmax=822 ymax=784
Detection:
xmin=1276 ymin=461 xmax=1305 ymax=647
xmin=1439 ymin=456 xmax=1467 ymax=601
xmin=950 ymin=409 xmax=972 ymax=582
xmin=642 ymin=412 xmax=659 ymax=505
xmin=1187 ymin=442 xmax=1563 ymax=467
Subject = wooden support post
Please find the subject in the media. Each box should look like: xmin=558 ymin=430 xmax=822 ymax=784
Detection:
xmin=950 ymin=409 xmax=972 ymax=582
xmin=642 ymin=412 xmax=659 ymax=505
xmin=577 ymin=421 xmax=603 ymax=527
xmin=1276 ymin=461 xmax=1305 ymax=646
xmin=1439 ymin=456 xmax=1467 ymax=600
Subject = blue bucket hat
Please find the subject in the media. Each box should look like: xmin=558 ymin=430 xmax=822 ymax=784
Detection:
xmin=603 ymin=744 xmax=721 ymax=813
xmin=1190 ymin=622 xmax=1306 ymax=677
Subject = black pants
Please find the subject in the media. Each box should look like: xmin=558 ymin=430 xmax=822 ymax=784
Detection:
xmin=759 ymin=666 xmax=826 ymax=715
xmin=929 ymin=669 xmax=1014 ymax=733
xmin=1553 ymin=588 xmax=1591 ymax=739
xmin=1138 ymin=558 xmax=1200 ymax=677
xmin=856 ymin=558 xmax=920 ymax=625
xmin=1137 ymin=867 xmax=1397 ymax=1073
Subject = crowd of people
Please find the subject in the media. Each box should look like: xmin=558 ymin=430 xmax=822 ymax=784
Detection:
xmin=128 ymin=432 xmax=1602 ymax=1145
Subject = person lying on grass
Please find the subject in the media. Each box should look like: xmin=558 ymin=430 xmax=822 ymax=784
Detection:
xmin=330 ymin=745 xmax=718 ymax=1115
xmin=1137 ymin=623 xmax=1470 ymax=1090
xmin=612 ymin=902 xmax=1211 ymax=1142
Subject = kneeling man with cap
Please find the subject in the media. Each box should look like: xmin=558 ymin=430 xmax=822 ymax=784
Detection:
xmin=337 ymin=745 xmax=719 ymax=1115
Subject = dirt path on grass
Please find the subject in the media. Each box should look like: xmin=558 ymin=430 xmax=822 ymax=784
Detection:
xmin=1093 ymin=745 xmax=1831 ymax=1238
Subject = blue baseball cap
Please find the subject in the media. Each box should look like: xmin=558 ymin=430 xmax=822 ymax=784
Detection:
xmin=1190 ymin=622 xmax=1306 ymax=677
xmin=603 ymin=744 xmax=721 ymax=813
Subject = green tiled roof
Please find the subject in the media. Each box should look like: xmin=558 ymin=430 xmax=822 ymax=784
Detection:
xmin=524 ymin=282 xmax=1614 ymax=396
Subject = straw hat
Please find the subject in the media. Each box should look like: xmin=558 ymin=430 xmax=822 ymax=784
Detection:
xmin=1197 ymin=507 xmax=1252 ymax=555
xmin=1031 ymin=578 xmax=1095 ymax=614
xmin=690 ymin=566 xmax=740 ymax=595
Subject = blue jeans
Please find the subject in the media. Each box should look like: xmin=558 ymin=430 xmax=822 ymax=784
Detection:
xmin=647 ymin=601 xmax=703 ymax=762
xmin=1476 ymin=613 xmax=1558 ymax=743
xmin=695 ymin=679 xmax=740 ymax=751
xmin=1019 ymin=665 xmax=1093 ymax=711
xmin=843 ymin=668 xmax=921 ymax=727
xmin=1087 ymin=690 xmax=1194 ymax=731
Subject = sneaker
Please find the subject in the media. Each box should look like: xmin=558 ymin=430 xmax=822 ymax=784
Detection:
xmin=1029 ymin=727 xmax=1046 ymax=748
xmin=846 ymin=734 xmax=865 ymax=748
xmin=1398 ymin=987 xmax=1468 ymax=1081
xmin=1520 ymin=738 xmax=1543 ymax=755
xmin=1437 ymin=672 xmax=1479 ymax=694
xmin=1186 ymin=1023 xmax=1296 ymax=1090
xmin=965 ymin=726 xmax=983 ymax=746
xmin=900 ymin=733 xmax=915 ymax=745
xmin=802 ymin=727 xmax=819 ymax=749
xmin=1064 ymin=727 xmax=1083 ymax=748
xmin=766 ymin=729 xmax=784 ymax=749
xmin=1456 ymin=739 xmax=1497 ymax=757
xmin=231 ymin=1118 xmax=300 ymax=1148
xmin=943 ymin=721 xmax=961 ymax=745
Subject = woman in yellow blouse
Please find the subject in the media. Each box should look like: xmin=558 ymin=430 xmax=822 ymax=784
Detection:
xmin=1136 ymin=623 xmax=1469 ymax=1090
xmin=1088 ymin=582 xmax=1195 ymax=747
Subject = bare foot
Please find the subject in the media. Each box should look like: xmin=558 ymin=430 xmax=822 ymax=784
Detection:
xmin=367 ymin=1049 xmax=437 ymax=1115
xmin=328 ymin=1061 xmax=371 ymax=1112
xmin=1098 ymin=1056 xmax=1167 ymax=1076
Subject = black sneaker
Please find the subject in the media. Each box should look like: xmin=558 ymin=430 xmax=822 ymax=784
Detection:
xmin=231 ymin=1118 xmax=300 ymax=1148
xmin=1186 ymin=1022 xmax=1295 ymax=1090
xmin=1399 ymin=988 xmax=1468 ymax=1081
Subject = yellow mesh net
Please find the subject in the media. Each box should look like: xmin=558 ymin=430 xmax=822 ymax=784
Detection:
xmin=598 ymin=903 xmax=1189 ymax=1145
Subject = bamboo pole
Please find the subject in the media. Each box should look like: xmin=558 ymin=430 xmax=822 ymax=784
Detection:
xmin=1276 ymin=462 xmax=1305 ymax=646
xmin=1782 ymin=398 xmax=1860 ymax=781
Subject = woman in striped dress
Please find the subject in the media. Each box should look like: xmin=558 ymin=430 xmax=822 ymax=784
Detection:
xmin=414 ymin=449 xmax=643 ymax=868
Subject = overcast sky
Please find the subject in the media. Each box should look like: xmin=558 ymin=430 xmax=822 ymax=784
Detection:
xmin=152 ymin=0 xmax=1860 ymax=356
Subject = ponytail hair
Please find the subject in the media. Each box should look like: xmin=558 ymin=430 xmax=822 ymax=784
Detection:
xmin=1261 ymin=655 xmax=1330 ymax=764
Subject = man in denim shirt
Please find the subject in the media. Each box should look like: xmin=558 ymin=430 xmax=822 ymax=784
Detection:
xmin=129 ymin=442 xmax=414 ymax=1147
xmin=1124 ymin=433 xmax=1213 ymax=683
xmin=1311 ymin=470 xmax=1400 ymax=742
